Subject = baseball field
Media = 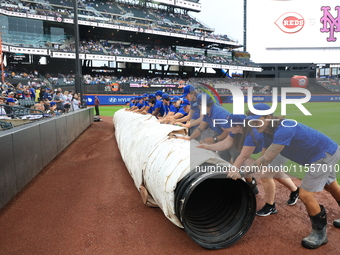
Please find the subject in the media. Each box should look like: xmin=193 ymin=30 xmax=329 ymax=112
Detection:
xmin=1 ymin=103 xmax=340 ymax=254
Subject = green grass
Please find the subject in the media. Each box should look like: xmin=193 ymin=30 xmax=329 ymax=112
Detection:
xmin=94 ymin=105 xmax=125 ymax=117
xmin=103 ymin=102 xmax=340 ymax=180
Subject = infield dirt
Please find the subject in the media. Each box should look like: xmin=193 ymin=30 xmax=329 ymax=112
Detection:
xmin=0 ymin=116 xmax=339 ymax=255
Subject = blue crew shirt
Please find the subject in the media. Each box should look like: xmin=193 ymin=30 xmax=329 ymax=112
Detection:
xmin=229 ymin=128 xmax=263 ymax=154
xmin=148 ymin=105 xmax=155 ymax=114
xmin=178 ymin=107 xmax=188 ymax=117
xmin=136 ymin=101 xmax=145 ymax=109
xmin=191 ymin=102 xmax=200 ymax=120
xmin=163 ymin=103 xmax=171 ymax=115
xmin=154 ymin=99 xmax=164 ymax=116
xmin=170 ymin=104 xmax=179 ymax=114
xmin=263 ymin=120 xmax=338 ymax=165
xmin=202 ymin=104 xmax=231 ymax=135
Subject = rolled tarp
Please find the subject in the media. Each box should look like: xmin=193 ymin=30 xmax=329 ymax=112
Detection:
xmin=113 ymin=109 xmax=256 ymax=249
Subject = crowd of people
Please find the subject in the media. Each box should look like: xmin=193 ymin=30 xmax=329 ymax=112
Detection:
xmin=0 ymin=82 xmax=83 ymax=120
xmin=316 ymin=77 xmax=340 ymax=93
xmin=126 ymin=84 xmax=340 ymax=250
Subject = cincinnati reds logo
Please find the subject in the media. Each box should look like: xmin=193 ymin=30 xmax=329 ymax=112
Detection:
xmin=275 ymin=12 xmax=304 ymax=33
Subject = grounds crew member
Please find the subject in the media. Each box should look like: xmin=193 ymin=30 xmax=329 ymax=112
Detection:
xmin=190 ymin=93 xmax=258 ymax=194
xmin=228 ymin=103 xmax=340 ymax=249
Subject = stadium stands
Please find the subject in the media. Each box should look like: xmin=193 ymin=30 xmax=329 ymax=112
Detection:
xmin=316 ymin=78 xmax=340 ymax=93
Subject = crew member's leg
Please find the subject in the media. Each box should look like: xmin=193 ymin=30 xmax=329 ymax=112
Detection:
xmin=298 ymin=150 xmax=340 ymax=249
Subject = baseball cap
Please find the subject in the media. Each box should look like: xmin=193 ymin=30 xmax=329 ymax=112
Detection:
xmin=143 ymin=93 xmax=149 ymax=98
xmin=221 ymin=114 xmax=246 ymax=129
xmin=149 ymin=94 xmax=156 ymax=99
xmin=170 ymin=96 xmax=180 ymax=102
xmin=50 ymin=102 xmax=56 ymax=106
xmin=46 ymin=88 xmax=51 ymax=91
xmin=162 ymin=93 xmax=170 ymax=100
xmin=246 ymin=103 xmax=273 ymax=120
xmin=6 ymin=98 xmax=15 ymax=103
xmin=182 ymin=84 xmax=195 ymax=98
xmin=155 ymin=90 xmax=163 ymax=97
xmin=180 ymin=99 xmax=190 ymax=107
xmin=193 ymin=93 xmax=214 ymax=107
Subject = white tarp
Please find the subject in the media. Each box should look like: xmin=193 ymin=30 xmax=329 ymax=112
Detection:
xmin=113 ymin=109 xmax=232 ymax=227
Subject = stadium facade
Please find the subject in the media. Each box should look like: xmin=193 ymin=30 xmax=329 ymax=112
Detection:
xmin=0 ymin=0 xmax=262 ymax=92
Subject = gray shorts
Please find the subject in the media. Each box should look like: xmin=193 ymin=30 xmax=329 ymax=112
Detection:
xmin=301 ymin=146 xmax=340 ymax=192
xmin=259 ymin=154 xmax=289 ymax=178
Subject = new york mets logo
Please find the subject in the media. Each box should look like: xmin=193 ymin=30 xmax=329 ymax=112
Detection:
xmin=275 ymin=12 xmax=304 ymax=33
xmin=320 ymin=6 xmax=340 ymax=42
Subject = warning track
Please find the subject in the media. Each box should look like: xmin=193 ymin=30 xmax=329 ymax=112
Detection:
xmin=0 ymin=116 xmax=339 ymax=255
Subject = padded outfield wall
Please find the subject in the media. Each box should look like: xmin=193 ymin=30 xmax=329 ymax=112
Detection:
xmin=85 ymin=94 xmax=340 ymax=105
xmin=0 ymin=108 xmax=94 ymax=210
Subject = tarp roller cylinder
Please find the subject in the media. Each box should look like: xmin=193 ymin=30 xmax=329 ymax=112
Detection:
xmin=175 ymin=164 xmax=256 ymax=249
xmin=113 ymin=110 xmax=256 ymax=249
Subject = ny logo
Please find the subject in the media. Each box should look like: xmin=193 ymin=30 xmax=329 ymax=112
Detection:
xmin=320 ymin=6 xmax=340 ymax=42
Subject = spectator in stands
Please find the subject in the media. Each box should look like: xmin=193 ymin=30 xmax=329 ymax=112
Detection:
xmin=53 ymin=91 xmax=64 ymax=112
xmin=4 ymin=98 xmax=16 ymax=119
xmin=0 ymin=97 xmax=8 ymax=119
xmin=63 ymin=91 xmax=72 ymax=113
xmin=72 ymin=94 xmax=81 ymax=111
xmin=35 ymin=85 xmax=41 ymax=102
xmin=44 ymin=88 xmax=53 ymax=101
xmin=43 ymin=98 xmax=51 ymax=112
xmin=16 ymin=84 xmax=23 ymax=99
xmin=46 ymin=102 xmax=59 ymax=117
xmin=23 ymin=85 xmax=32 ymax=99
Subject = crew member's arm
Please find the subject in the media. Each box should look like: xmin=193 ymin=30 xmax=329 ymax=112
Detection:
xmin=228 ymin=143 xmax=285 ymax=180
xmin=188 ymin=115 xmax=203 ymax=127
xmin=232 ymin=146 xmax=255 ymax=169
xmin=176 ymin=109 xmax=194 ymax=123
xmin=190 ymin=121 xmax=208 ymax=140
xmin=203 ymin=128 xmax=231 ymax=144
xmin=152 ymin=107 xmax=160 ymax=117
xmin=196 ymin=135 xmax=234 ymax=151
